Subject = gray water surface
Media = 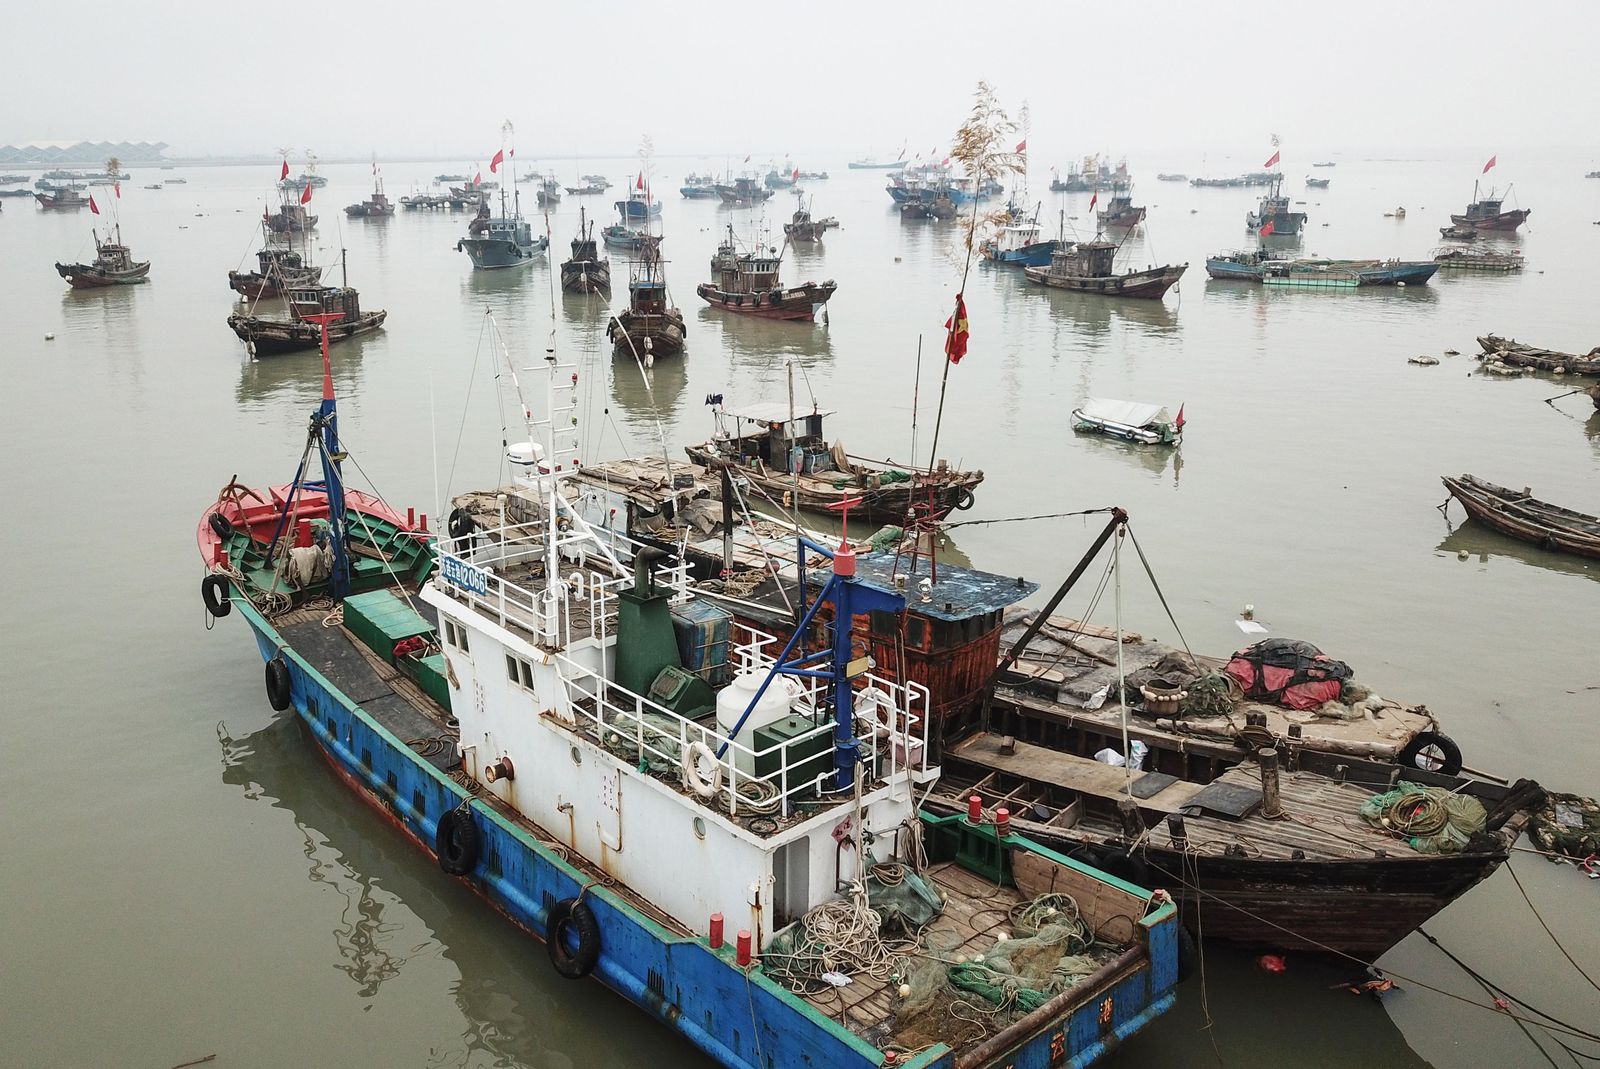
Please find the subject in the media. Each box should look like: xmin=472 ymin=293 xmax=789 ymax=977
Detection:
xmin=2 ymin=155 xmax=1595 ymax=1067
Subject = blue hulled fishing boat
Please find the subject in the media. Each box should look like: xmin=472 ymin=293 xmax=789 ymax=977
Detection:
xmin=615 ymin=178 xmax=662 ymax=219
xmin=196 ymin=318 xmax=1184 ymax=1069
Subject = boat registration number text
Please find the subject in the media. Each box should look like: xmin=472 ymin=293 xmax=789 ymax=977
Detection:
xmin=441 ymin=555 xmax=490 ymax=595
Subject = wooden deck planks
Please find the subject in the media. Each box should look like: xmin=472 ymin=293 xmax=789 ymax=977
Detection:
xmin=950 ymin=733 xmax=1208 ymax=813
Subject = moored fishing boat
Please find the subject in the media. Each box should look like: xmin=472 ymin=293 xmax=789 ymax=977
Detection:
xmin=1024 ymin=241 xmax=1187 ymax=300
xmin=713 ymin=174 xmax=773 ymax=206
xmin=456 ymin=144 xmax=546 ymax=270
xmin=1438 ymin=224 xmax=1480 ymax=241
xmin=601 ymin=223 xmax=648 ymax=251
xmin=344 ymin=171 xmax=394 ymax=218
xmin=607 ymin=235 xmax=684 ymax=360
xmin=559 ymin=206 xmax=609 ymax=293
xmin=228 ymin=222 xmax=323 ymax=299
xmin=1204 ymin=247 xmax=1289 ymax=280
xmin=921 ymin=512 xmax=1547 ymax=957
xmin=615 ymin=178 xmax=662 ymax=219
xmin=980 ymin=218 xmax=1060 ymax=267
xmin=1476 ymin=335 xmax=1600 ymax=376
xmin=195 ymin=336 xmax=1183 ymax=1068
xmin=35 ymin=186 xmax=88 ymax=210
xmin=56 ymin=224 xmax=151 ymax=288
xmin=1451 ymin=162 xmax=1530 ymax=231
xmin=678 ymin=173 xmax=719 ymax=199
xmin=1246 ymin=175 xmax=1306 ymax=236
xmin=1071 ymin=398 xmax=1183 ymax=445
xmin=684 ymin=399 xmax=984 ymax=522
xmin=1441 ymin=475 xmax=1600 ymax=560
xmin=781 ymin=192 xmax=838 ymax=242
xmin=1096 ymin=186 xmax=1146 ymax=229
xmin=227 ymin=257 xmax=386 ymax=356
xmin=1305 ymin=176 xmax=1330 ymax=189
xmin=695 ymin=224 xmax=836 ymax=320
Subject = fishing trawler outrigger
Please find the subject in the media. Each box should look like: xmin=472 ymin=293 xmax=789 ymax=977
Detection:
xmin=196 ymin=319 xmax=1185 ymax=1069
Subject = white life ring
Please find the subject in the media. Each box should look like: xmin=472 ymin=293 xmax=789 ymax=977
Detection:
xmin=682 ymin=741 xmax=723 ymax=799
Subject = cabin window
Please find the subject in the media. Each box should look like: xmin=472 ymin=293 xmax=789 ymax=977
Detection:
xmin=443 ymin=619 xmax=470 ymax=652
xmin=905 ymin=616 xmax=928 ymax=650
xmin=505 ymin=655 xmax=535 ymax=691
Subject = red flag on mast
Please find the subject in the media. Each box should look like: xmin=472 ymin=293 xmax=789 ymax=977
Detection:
xmin=1015 ymin=139 xmax=1027 ymax=153
xmin=1482 ymin=155 xmax=1497 ymax=174
xmin=473 ymin=171 xmax=481 ymax=184
xmin=792 ymin=167 xmax=800 ymax=180
xmin=636 ymin=173 xmax=644 ymax=191
xmin=1175 ymin=404 xmax=1186 ymax=431
xmin=489 ymin=148 xmax=505 ymax=173
xmin=943 ymin=293 xmax=969 ymax=365
xmin=113 ymin=181 xmax=121 ymax=198
xmin=1264 ymin=150 xmax=1281 ymax=169
xmin=1089 ymin=191 xmax=1098 ymax=211
xmin=89 ymin=194 xmax=100 ymax=215
xmin=300 ymin=181 xmax=313 ymax=205
xmin=280 ymin=159 xmax=290 ymax=181
xmin=1259 ymin=219 xmax=1276 ymax=236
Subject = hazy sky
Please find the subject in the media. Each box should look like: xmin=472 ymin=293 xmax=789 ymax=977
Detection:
xmin=9 ymin=0 xmax=1597 ymax=164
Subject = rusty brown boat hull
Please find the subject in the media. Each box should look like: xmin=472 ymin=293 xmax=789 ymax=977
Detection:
xmin=1025 ymin=263 xmax=1186 ymax=299
xmin=695 ymin=280 xmax=837 ymax=320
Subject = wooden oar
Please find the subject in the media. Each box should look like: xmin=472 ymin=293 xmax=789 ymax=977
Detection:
xmin=1543 ymin=388 xmax=1586 ymax=405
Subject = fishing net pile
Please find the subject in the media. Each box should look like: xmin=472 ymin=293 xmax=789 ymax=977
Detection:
xmin=891 ymin=893 xmax=1117 ymax=1051
xmin=1529 ymin=792 xmax=1600 ymax=861
xmin=1359 ymin=783 xmax=1486 ymax=854
xmin=763 ymin=869 xmax=941 ymax=990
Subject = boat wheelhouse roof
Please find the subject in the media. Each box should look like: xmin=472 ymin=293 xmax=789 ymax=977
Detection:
xmin=721 ymin=402 xmax=836 ymax=426
xmin=728 ymin=554 xmax=1038 ymax=624
xmin=1078 ymin=397 xmax=1172 ymax=428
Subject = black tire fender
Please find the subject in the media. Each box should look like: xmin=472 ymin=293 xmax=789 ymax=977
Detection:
xmin=953 ymin=487 xmax=977 ymax=512
xmin=1098 ymin=849 xmax=1151 ymax=890
xmin=447 ymin=507 xmax=475 ymax=542
xmin=1396 ymin=731 xmax=1463 ymax=776
xmin=436 ymin=807 xmax=480 ymax=876
xmin=209 ymin=512 xmax=234 ymax=540
xmin=547 ymin=897 xmax=601 ymax=979
xmin=202 ymin=574 xmax=231 ymax=618
xmin=265 ymin=656 xmax=292 ymax=711
xmin=1176 ymin=924 xmax=1199 ymax=983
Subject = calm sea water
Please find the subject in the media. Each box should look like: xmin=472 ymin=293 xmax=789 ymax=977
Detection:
xmin=2 ymin=155 xmax=1596 ymax=1068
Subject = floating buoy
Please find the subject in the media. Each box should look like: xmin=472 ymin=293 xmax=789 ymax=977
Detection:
xmin=1258 ymin=954 xmax=1287 ymax=974
xmin=1457 ymin=550 xmax=1470 ymax=560
xmin=44 ymin=333 xmax=55 ymax=340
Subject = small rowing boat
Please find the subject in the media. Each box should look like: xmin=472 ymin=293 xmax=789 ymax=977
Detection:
xmin=1441 ymin=475 xmax=1600 ymax=560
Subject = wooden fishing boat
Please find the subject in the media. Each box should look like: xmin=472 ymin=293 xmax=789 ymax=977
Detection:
xmin=1451 ymin=186 xmax=1530 ymax=231
xmin=456 ymin=194 xmax=546 ymax=270
xmin=1024 ymin=241 xmax=1187 ymax=300
xmin=228 ymin=232 xmax=323 ymax=299
xmin=228 ymin=272 xmax=386 ymax=356
xmin=1305 ymin=176 xmax=1330 ymax=189
xmin=1442 ymin=475 xmax=1600 ymax=559
xmin=344 ymin=173 xmax=394 ymax=218
xmin=920 ymin=513 xmax=1547 ymax=957
xmin=35 ymin=186 xmax=88 ymax=210
xmin=56 ymin=225 xmax=150 ymax=288
xmin=1438 ymin=224 xmax=1480 ymax=241
xmin=684 ymin=401 xmax=983 ymax=523
xmin=607 ymin=236 xmax=685 ymax=360
xmin=1477 ymin=335 xmax=1600 ymax=376
xmin=696 ymin=225 xmax=836 ymax=321
xmin=1096 ymin=187 xmax=1146 ymax=229
xmin=1204 ymin=248 xmax=1289 ymax=280
xmin=677 ymin=173 xmax=719 ymax=199
xmin=265 ymin=196 xmax=317 ymax=234
xmin=713 ymin=175 xmax=773 ymax=206
xmin=559 ymin=207 xmax=609 ymax=293
xmin=601 ymin=223 xmax=647 ymax=251
xmin=781 ymin=194 xmax=838 ymax=242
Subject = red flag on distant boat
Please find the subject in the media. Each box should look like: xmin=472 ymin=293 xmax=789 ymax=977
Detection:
xmin=1015 ymin=139 xmax=1027 ymax=153
xmin=1089 ymin=192 xmax=1098 ymax=211
xmin=489 ymin=148 xmax=505 ymax=173
xmin=792 ymin=167 xmax=799 ymax=180
xmin=89 ymin=194 xmax=100 ymax=215
xmin=280 ymin=159 xmax=289 ymax=181
xmin=509 ymin=146 xmax=515 ymax=158
xmin=1482 ymin=155 xmax=1497 ymax=174
xmin=941 ymin=157 xmax=950 ymax=167
xmin=113 ymin=181 xmax=121 ymax=198
xmin=636 ymin=173 xmax=644 ymax=191
xmin=1264 ymin=150 xmax=1281 ymax=169
xmin=1260 ymin=219 xmax=1276 ymax=236
xmin=1175 ymin=404 xmax=1185 ymax=431
xmin=943 ymin=292 xmax=969 ymax=365
xmin=300 ymin=181 xmax=313 ymax=205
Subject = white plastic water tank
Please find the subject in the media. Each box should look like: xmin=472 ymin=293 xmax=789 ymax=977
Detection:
xmin=716 ymin=670 xmax=797 ymax=775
